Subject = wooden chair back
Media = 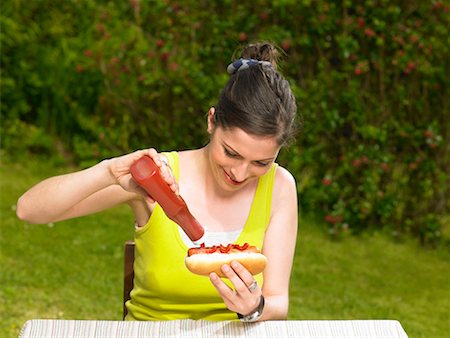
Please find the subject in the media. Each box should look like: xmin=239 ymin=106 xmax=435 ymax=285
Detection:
xmin=123 ymin=240 xmax=135 ymax=319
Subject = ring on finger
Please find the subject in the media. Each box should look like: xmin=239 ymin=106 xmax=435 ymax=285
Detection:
xmin=248 ymin=280 xmax=258 ymax=292
xmin=161 ymin=158 xmax=169 ymax=167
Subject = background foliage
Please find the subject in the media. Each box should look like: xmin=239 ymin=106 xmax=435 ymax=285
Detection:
xmin=1 ymin=0 xmax=449 ymax=245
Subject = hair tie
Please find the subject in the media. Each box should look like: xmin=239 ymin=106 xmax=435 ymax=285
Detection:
xmin=227 ymin=58 xmax=272 ymax=75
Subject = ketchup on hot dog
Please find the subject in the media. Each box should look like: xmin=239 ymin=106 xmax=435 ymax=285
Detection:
xmin=187 ymin=243 xmax=259 ymax=256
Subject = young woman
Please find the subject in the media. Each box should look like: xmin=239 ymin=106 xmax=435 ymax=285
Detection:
xmin=17 ymin=42 xmax=300 ymax=322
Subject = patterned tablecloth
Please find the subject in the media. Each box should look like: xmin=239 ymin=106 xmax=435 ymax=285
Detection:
xmin=19 ymin=319 xmax=408 ymax=338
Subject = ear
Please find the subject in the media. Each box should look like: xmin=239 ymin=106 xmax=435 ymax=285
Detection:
xmin=207 ymin=107 xmax=215 ymax=134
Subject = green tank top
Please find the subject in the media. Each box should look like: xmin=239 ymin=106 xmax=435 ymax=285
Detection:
xmin=125 ymin=151 xmax=278 ymax=321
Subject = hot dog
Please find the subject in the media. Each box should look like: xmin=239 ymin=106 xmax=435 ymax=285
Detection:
xmin=185 ymin=243 xmax=267 ymax=278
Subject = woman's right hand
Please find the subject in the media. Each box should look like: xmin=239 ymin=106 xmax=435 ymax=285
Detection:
xmin=108 ymin=148 xmax=179 ymax=203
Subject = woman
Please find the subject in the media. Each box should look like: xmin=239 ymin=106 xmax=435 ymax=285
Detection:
xmin=16 ymin=42 xmax=300 ymax=322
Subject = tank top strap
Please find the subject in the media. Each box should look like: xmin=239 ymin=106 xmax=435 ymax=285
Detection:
xmin=244 ymin=163 xmax=278 ymax=233
xmin=163 ymin=151 xmax=180 ymax=180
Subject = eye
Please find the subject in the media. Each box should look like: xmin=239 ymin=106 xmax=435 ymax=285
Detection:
xmin=253 ymin=161 xmax=270 ymax=167
xmin=224 ymin=147 xmax=239 ymax=158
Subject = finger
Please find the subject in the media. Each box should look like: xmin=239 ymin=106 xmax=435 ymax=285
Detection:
xmin=169 ymin=182 xmax=180 ymax=196
xmin=157 ymin=156 xmax=179 ymax=194
xmin=230 ymin=260 xmax=260 ymax=293
xmin=140 ymin=148 xmax=161 ymax=166
xmin=217 ymin=266 xmax=261 ymax=315
xmin=220 ymin=264 xmax=249 ymax=296
xmin=209 ymin=272 xmax=237 ymax=308
xmin=147 ymin=147 xmax=158 ymax=157
xmin=134 ymin=148 xmax=157 ymax=161
xmin=159 ymin=163 xmax=174 ymax=182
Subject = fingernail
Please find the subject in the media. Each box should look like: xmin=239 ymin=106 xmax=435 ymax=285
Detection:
xmin=221 ymin=264 xmax=230 ymax=273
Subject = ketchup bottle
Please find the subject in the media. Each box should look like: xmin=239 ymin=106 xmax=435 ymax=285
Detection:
xmin=130 ymin=155 xmax=206 ymax=245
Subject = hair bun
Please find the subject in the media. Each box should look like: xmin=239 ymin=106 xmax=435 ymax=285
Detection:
xmin=240 ymin=42 xmax=279 ymax=68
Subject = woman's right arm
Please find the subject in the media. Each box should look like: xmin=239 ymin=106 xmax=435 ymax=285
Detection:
xmin=16 ymin=148 xmax=176 ymax=224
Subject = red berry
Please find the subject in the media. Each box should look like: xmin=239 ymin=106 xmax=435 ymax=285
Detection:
xmin=423 ymin=130 xmax=434 ymax=138
xmin=130 ymin=0 xmax=139 ymax=9
xmin=352 ymin=159 xmax=362 ymax=167
xmin=357 ymin=17 xmax=365 ymax=27
xmin=433 ymin=2 xmax=443 ymax=10
xmin=75 ymin=64 xmax=84 ymax=73
xmin=322 ymin=178 xmax=332 ymax=186
xmin=238 ymin=32 xmax=248 ymax=42
xmin=110 ymin=57 xmax=120 ymax=65
xmin=281 ymin=39 xmax=291 ymax=51
xmin=95 ymin=23 xmax=106 ymax=33
xmin=156 ymin=39 xmax=165 ymax=48
xmin=169 ymin=62 xmax=178 ymax=71
xmin=160 ymin=52 xmax=170 ymax=63
xmin=324 ymin=215 xmax=343 ymax=224
xmin=409 ymin=162 xmax=418 ymax=170
xmin=259 ymin=11 xmax=269 ymax=21
xmin=364 ymin=28 xmax=375 ymax=37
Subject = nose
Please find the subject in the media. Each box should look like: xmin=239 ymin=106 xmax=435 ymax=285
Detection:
xmin=229 ymin=162 xmax=249 ymax=182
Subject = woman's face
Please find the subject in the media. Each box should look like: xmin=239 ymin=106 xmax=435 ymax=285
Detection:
xmin=206 ymin=120 xmax=280 ymax=193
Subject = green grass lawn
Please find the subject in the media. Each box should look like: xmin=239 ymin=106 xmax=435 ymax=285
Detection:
xmin=1 ymin=157 xmax=449 ymax=338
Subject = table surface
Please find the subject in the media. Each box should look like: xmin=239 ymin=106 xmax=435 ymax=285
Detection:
xmin=19 ymin=319 xmax=408 ymax=338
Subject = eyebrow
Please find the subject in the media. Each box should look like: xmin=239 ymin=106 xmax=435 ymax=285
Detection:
xmin=222 ymin=142 xmax=276 ymax=162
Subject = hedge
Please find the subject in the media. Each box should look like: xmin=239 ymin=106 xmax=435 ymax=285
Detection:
xmin=1 ymin=0 xmax=448 ymax=245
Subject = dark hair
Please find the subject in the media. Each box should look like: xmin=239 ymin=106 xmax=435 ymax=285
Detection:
xmin=214 ymin=42 xmax=300 ymax=147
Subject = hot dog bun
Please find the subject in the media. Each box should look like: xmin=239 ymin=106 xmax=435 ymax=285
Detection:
xmin=184 ymin=243 xmax=267 ymax=278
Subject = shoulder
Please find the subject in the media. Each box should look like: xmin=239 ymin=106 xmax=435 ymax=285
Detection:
xmin=175 ymin=149 xmax=198 ymax=162
xmin=274 ymin=165 xmax=296 ymax=192
xmin=272 ymin=165 xmax=297 ymax=208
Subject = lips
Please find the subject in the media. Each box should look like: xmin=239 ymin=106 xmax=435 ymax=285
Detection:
xmin=223 ymin=169 xmax=245 ymax=186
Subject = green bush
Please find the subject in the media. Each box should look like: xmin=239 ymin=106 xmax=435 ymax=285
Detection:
xmin=1 ymin=0 xmax=448 ymax=245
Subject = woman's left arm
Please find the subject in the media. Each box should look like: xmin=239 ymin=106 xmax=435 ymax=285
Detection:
xmin=258 ymin=166 xmax=298 ymax=320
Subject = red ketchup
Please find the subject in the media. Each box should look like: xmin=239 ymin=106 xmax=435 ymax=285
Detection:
xmin=130 ymin=156 xmax=206 ymax=245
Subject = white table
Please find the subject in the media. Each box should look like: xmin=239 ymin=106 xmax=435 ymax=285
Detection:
xmin=19 ymin=319 xmax=408 ymax=337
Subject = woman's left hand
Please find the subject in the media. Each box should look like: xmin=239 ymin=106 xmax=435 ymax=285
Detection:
xmin=209 ymin=260 xmax=262 ymax=316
